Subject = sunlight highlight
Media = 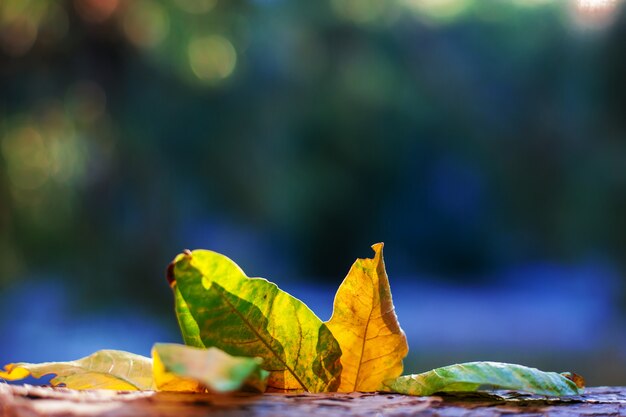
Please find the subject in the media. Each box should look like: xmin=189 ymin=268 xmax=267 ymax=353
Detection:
xmin=577 ymin=0 xmax=615 ymax=10
xmin=573 ymin=0 xmax=619 ymax=28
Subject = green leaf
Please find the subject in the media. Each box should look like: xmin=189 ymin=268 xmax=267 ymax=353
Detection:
xmin=152 ymin=343 xmax=269 ymax=392
xmin=168 ymin=249 xmax=342 ymax=393
xmin=0 ymin=350 xmax=153 ymax=390
xmin=172 ymin=285 xmax=203 ymax=348
xmin=382 ymin=362 xmax=582 ymax=397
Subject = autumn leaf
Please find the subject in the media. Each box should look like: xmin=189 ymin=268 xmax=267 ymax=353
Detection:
xmin=152 ymin=343 xmax=268 ymax=393
xmin=2 ymin=245 xmax=584 ymax=399
xmin=383 ymin=362 xmax=582 ymax=396
xmin=0 ymin=345 xmax=270 ymax=393
xmin=168 ymin=249 xmax=342 ymax=393
xmin=0 ymin=350 xmax=153 ymax=390
xmin=326 ymin=243 xmax=408 ymax=392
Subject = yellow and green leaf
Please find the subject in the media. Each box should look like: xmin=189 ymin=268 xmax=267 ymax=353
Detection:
xmin=0 ymin=350 xmax=154 ymax=390
xmin=168 ymin=249 xmax=342 ymax=393
xmin=152 ymin=343 xmax=268 ymax=392
xmin=383 ymin=362 xmax=583 ymax=396
xmin=326 ymin=243 xmax=408 ymax=392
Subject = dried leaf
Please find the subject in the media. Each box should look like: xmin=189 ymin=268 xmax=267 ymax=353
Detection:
xmin=326 ymin=243 xmax=408 ymax=392
xmin=561 ymin=371 xmax=586 ymax=389
xmin=152 ymin=343 xmax=268 ymax=392
xmin=0 ymin=350 xmax=153 ymax=390
xmin=168 ymin=249 xmax=342 ymax=393
xmin=383 ymin=362 xmax=582 ymax=397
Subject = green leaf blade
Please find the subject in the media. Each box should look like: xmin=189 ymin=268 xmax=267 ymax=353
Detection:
xmin=169 ymin=249 xmax=342 ymax=393
xmin=173 ymin=286 xmax=203 ymax=348
xmin=152 ymin=343 xmax=268 ymax=393
xmin=383 ymin=362 xmax=582 ymax=397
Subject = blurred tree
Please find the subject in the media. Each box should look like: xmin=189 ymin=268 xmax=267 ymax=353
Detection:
xmin=0 ymin=0 xmax=625 ymax=300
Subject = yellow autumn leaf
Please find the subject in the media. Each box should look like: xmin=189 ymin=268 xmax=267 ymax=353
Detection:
xmin=0 ymin=350 xmax=154 ymax=390
xmin=326 ymin=243 xmax=408 ymax=392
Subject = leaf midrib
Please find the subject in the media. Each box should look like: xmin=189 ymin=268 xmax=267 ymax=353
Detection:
xmin=213 ymin=284 xmax=309 ymax=392
xmin=352 ymin=264 xmax=376 ymax=391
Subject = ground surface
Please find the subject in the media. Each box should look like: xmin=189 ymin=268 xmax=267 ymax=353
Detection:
xmin=1 ymin=384 xmax=625 ymax=417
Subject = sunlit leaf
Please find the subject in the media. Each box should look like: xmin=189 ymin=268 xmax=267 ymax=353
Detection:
xmin=152 ymin=345 xmax=203 ymax=393
xmin=326 ymin=243 xmax=408 ymax=392
xmin=152 ymin=343 xmax=268 ymax=392
xmin=168 ymin=249 xmax=342 ymax=392
xmin=172 ymin=285 xmax=203 ymax=348
xmin=383 ymin=362 xmax=582 ymax=396
xmin=0 ymin=350 xmax=153 ymax=390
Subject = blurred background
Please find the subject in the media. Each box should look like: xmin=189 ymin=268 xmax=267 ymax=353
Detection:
xmin=1 ymin=0 xmax=626 ymax=386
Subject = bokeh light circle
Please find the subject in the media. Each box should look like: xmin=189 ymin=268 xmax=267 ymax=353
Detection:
xmin=123 ymin=1 xmax=170 ymax=49
xmin=187 ymin=35 xmax=237 ymax=82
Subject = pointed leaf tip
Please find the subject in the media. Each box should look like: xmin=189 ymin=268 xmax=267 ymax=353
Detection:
xmin=371 ymin=242 xmax=384 ymax=252
xmin=562 ymin=372 xmax=585 ymax=389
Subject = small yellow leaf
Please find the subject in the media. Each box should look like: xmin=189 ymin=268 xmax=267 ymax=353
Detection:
xmin=0 ymin=350 xmax=153 ymax=390
xmin=326 ymin=243 xmax=408 ymax=392
xmin=152 ymin=343 xmax=268 ymax=393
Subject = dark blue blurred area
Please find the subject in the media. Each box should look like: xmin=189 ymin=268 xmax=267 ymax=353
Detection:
xmin=1 ymin=0 xmax=626 ymax=386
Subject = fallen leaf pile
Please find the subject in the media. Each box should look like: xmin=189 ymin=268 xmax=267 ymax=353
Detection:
xmin=0 ymin=243 xmax=585 ymax=397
